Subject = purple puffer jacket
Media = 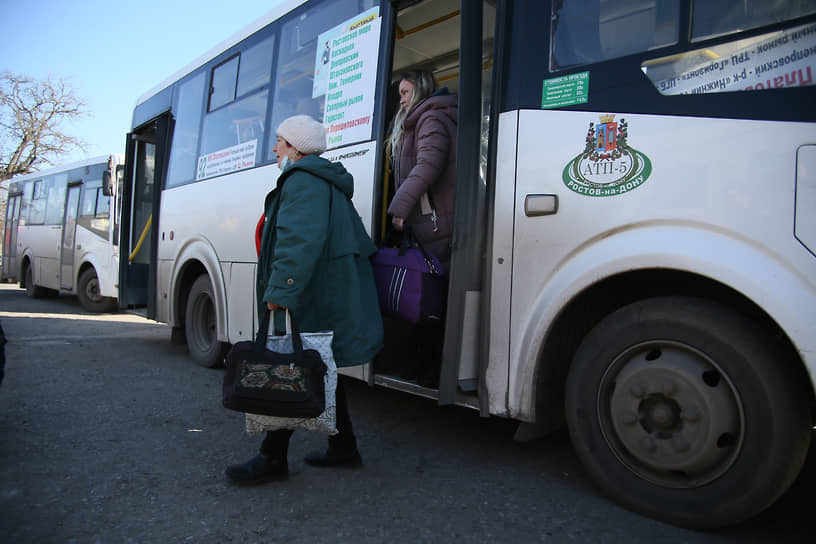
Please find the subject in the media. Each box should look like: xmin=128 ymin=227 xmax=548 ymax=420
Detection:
xmin=387 ymin=90 xmax=458 ymax=273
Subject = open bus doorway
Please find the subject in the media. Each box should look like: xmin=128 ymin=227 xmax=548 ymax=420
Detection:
xmin=120 ymin=118 xmax=165 ymax=318
xmin=372 ymin=0 xmax=496 ymax=408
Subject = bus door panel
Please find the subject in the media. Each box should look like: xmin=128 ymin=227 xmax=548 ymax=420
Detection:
xmin=60 ymin=184 xmax=81 ymax=291
xmin=123 ymin=136 xmax=154 ymax=308
xmin=3 ymin=193 xmax=22 ymax=280
xmin=120 ymin=119 xmax=166 ymax=315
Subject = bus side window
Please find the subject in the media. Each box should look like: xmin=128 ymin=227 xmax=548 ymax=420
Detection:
xmin=29 ymin=180 xmax=46 ymax=225
xmin=266 ymin=0 xmax=362 ymax=159
xmin=80 ymin=186 xmax=98 ymax=217
xmin=198 ymin=35 xmax=275 ymax=178
xmin=166 ymin=72 xmax=206 ymax=188
xmin=692 ymin=0 xmax=816 ymax=41
xmin=96 ymin=188 xmax=110 ymax=218
xmin=551 ymin=0 xmax=680 ymax=71
xmin=44 ymin=174 xmax=67 ymax=226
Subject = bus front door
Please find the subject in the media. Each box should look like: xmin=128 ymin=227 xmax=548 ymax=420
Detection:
xmin=60 ymin=183 xmax=81 ymax=291
xmin=119 ymin=116 xmax=169 ymax=318
xmin=3 ymin=193 xmax=22 ymax=280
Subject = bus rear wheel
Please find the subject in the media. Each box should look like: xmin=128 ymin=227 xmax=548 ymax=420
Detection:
xmin=77 ymin=268 xmax=116 ymax=313
xmin=185 ymin=275 xmax=228 ymax=368
xmin=564 ymin=296 xmax=811 ymax=530
xmin=24 ymin=264 xmax=47 ymax=298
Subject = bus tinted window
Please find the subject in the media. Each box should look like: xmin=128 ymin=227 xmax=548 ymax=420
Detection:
xmin=96 ymin=188 xmax=110 ymax=218
xmin=551 ymin=0 xmax=680 ymax=71
xmin=236 ymin=36 xmax=275 ymax=97
xmin=692 ymin=0 xmax=816 ymax=41
xmin=44 ymin=174 xmax=67 ymax=225
xmin=79 ymin=185 xmax=110 ymax=218
xmin=198 ymin=89 xmax=268 ymax=178
xmin=209 ymin=56 xmax=239 ymax=111
xmin=195 ymin=33 xmax=278 ymax=182
xmin=80 ymin=186 xmax=98 ymax=216
xmin=19 ymin=182 xmax=32 ymax=224
xmin=166 ymin=72 xmax=206 ymax=188
xmin=29 ymin=180 xmax=45 ymax=225
xmin=267 ymin=0 xmax=366 ymax=150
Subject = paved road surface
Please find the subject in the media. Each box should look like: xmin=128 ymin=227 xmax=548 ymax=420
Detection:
xmin=0 ymin=283 xmax=812 ymax=543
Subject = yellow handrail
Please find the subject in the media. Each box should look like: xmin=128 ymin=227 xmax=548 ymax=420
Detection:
xmin=128 ymin=215 xmax=152 ymax=262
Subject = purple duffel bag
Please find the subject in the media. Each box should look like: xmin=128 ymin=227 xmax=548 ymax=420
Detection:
xmin=371 ymin=243 xmax=447 ymax=324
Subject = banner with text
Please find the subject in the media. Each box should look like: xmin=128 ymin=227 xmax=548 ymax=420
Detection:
xmin=196 ymin=140 xmax=258 ymax=180
xmin=313 ymin=8 xmax=381 ymax=149
xmin=648 ymin=22 xmax=816 ymax=96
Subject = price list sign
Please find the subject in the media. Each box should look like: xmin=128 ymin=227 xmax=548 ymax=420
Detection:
xmin=542 ymin=71 xmax=589 ymax=109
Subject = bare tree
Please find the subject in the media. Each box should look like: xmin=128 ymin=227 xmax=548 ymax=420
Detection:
xmin=0 ymin=71 xmax=87 ymax=183
xmin=0 ymin=72 xmax=86 ymax=255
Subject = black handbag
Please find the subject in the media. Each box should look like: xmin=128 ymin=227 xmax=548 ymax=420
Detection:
xmin=222 ymin=310 xmax=327 ymax=417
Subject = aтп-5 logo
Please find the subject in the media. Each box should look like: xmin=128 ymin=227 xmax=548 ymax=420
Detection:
xmin=562 ymin=114 xmax=652 ymax=197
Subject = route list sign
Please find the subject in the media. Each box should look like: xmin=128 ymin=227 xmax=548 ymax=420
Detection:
xmin=313 ymin=8 xmax=381 ymax=149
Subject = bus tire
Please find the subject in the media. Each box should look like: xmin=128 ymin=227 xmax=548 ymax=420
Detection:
xmin=564 ymin=296 xmax=811 ymax=530
xmin=185 ymin=275 xmax=228 ymax=368
xmin=24 ymin=263 xmax=47 ymax=298
xmin=77 ymin=268 xmax=116 ymax=313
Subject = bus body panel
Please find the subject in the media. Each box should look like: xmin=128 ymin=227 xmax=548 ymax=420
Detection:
xmin=163 ymin=235 xmax=228 ymax=332
xmin=506 ymin=222 xmax=816 ymax=421
xmin=75 ymin=225 xmax=119 ymax=298
xmin=507 ymin=109 xmax=816 ymax=420
xmin=24 ymin=226 xmax=61 ymax=290
xmin=796 ymin=144 xmax=816 ymax=255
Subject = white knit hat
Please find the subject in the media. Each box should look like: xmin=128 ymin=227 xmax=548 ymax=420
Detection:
xmin=277 ymin=115 xmax=327 ymax=155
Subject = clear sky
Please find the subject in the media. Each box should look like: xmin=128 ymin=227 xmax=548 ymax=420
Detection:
xmin=0 ymin=0 xmax=285 ymax=166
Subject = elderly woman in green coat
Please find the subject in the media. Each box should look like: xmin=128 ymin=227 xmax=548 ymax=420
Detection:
xmin=226 ymin=115 xmax=383 ymax=485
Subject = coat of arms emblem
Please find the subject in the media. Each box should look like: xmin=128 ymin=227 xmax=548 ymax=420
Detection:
xmin=562 ymin=114 xmax=652 ymax=197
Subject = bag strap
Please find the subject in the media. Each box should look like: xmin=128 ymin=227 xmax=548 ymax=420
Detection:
xmin=255 ymin=309 xmax=306 ymax=358
xmin=401 ymin=225 xmax=441 ymax=275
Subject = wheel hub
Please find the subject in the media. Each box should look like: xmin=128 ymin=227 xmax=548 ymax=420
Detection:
xmin=85 ymin=277 xmax=102 ymax=301
xmin=601 ymin=342 xmax=744 ymax=488
xmin=640 ymin=395 xmax=681 ymax=434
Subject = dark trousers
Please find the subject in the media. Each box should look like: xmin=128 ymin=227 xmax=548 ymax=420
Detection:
xmin=260 ymin=378 xmax=356 ymax=458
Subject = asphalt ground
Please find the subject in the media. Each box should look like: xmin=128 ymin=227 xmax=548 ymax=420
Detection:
xmin=0 ymin=282 xmax=813 ymax=543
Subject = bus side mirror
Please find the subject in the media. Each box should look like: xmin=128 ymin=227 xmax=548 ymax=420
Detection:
xmin=102 ymin=165 xmax=124 ymax=197
xmin=102 ymin=171 xmax=112 ymax=196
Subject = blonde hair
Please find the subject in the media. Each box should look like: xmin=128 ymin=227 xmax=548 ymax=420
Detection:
xmin=388 ymin=70 xmax=436 ymax=156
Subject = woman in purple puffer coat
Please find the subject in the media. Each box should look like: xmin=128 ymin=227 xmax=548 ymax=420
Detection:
xmin=387 ymin=70 xmax=458 ymax=273
xmin=384 ymin=70 xmax=457 ymax=386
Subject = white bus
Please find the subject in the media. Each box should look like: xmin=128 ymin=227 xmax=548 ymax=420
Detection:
xmin=3 ymin=155 xmax=123 ymax=312
xmin=118 ymin=0 xmax=816 ymax=529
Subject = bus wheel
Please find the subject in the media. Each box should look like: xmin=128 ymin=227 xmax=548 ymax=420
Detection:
xmin=565 ymin=296 xmax=810 ymax=530
xmin=185 ymin=275 xmax=228 ymax=368
xmin=24 ymin=264 xmax=47 ymax=298
xmin=77 ymin=268 xmax=116 ymax=313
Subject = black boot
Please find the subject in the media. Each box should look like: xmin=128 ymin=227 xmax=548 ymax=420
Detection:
xmin=225 ymin=453 xmax=288 ymax=485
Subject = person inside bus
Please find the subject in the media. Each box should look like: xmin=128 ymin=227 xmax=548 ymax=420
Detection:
xmin=385 ymin=69 xmax=458 ymax=387
xmin=226 ymin=115 xmax=383 ymax=485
